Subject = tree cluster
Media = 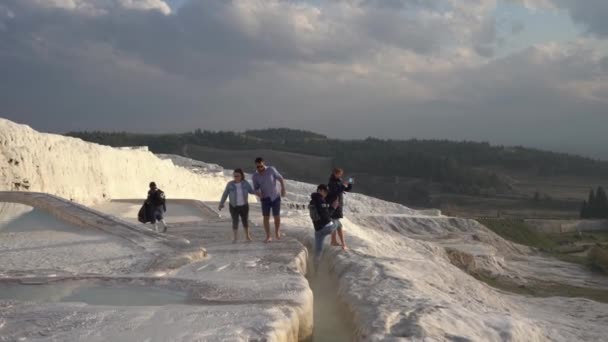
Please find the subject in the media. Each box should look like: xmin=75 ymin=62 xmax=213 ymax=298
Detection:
xmin=580 ymin=187 xmax=608 ymax=219
xmin=67 ymin=128 xmax=608 ymax=200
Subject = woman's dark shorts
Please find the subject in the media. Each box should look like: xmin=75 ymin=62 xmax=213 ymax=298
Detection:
xmin=229 ymin=204 xmax=249 ymax=230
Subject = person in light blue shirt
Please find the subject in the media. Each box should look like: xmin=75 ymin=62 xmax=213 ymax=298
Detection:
xmin=219 ymin=168 xmax=256 ymax=242
xmin=252 ymin=157 xmax=286 ymax=243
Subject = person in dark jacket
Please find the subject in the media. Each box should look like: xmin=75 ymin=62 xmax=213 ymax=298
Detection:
xmin=147 ymin=182 xmax=167 ymax=232
xmin=327 ymin=168 xmax=352 ymax=249
xmin=309 ymin=184 xmax=342 ymax=264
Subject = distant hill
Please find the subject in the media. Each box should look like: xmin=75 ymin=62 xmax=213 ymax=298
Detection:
xmin=182 ymin=144 xmax=332 ymax=182
xmin=67 ymin=128 xmax=608 ymax=215
xmin=241 ymin=128 xmax=327 ymax=142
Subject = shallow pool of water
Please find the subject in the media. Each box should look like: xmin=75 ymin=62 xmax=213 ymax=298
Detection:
xmin=0 ymin=202 xmax=80 ymax=233
xmin=0 ymin=282 xmax=189 ymax=306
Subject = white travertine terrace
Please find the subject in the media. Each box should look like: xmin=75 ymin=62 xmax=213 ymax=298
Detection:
xmin=1 ymin=118 xmax=608 ymax=341
xmin=0 ymin=118 xmax=228 ymax=205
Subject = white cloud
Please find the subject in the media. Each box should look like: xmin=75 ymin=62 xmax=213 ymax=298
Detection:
xmin=0 ymin=0 xmax=607 ymax=156
xmin=509 ymin=0 xmax=608 ymax=37
xmin=506 ymin=0 xmax=556 ymax=10
xmin=23 ymin=0 xmax=171 ymax=15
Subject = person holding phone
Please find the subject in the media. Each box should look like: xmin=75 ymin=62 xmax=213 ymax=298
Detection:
xmin=309 ymin=184 xmax=343 ymax=266
xmin=327 ymin=167 xmax=353 ymax=250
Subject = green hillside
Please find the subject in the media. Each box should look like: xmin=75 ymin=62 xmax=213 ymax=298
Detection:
xmin=67 ymin=128 xmax=608 ymax=215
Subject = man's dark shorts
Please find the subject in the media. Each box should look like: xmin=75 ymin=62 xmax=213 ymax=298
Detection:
xmin=261 ymin=197 xmax=281 ymax=217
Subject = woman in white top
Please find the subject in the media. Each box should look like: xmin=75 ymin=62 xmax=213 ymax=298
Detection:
xmin=219 ymin=168 xmax=256 ymax=242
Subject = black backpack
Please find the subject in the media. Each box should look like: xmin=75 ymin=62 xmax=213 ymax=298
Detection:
xmin=151 ymin=189 xmax=166 ymax=206
xmin=309 ymin=203 xmax=321 ymax=222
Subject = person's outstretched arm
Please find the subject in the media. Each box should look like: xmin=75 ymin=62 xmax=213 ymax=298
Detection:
xmin=252 ymin=175 xmax=262 ymax=197
xmin=272 ymin=167 xmax=286 ymax=197
xmin=219 ymin=183 xmax=230 ymax=209
xmin=279 ymin=178 xmax=286 ymax=197
xmin=246 ymin=181 xmax=256 ymax=195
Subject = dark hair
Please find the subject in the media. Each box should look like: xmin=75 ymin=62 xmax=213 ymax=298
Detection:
xmin=255 ymin=157 xmax=264 ymax=164
xmin=333 ymin=168 xmax=344 ymax=175
xmin=233 ymin=168 xmax=245 ymax=179
xmin=149 ymin=182 xmax=157 ymax=188
xmin=317 ymin=184 xmax=328 ymax=192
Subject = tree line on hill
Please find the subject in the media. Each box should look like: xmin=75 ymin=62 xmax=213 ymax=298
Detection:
xmin=67 ymin=128 xmax=608 ymax=202
xmin=580 ymin=187 xmax=608 ymax=219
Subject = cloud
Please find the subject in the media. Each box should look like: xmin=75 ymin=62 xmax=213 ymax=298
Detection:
xmin=511 ymin=21 xmax=525 ymax=34
xmin=0 ymin=0 xmax=607 ymax=157
xmin=507 ymin=0 xmax=555 ymax=9
xmin=0 ymin=0 xmax=500 ymax=85
xmin=512 ymin=0 xmax=608 ymax=38
xmin=561 ymin=0 xmax=608 ymax=38
xmin=20 ymin=0 xmax=172 ymax=15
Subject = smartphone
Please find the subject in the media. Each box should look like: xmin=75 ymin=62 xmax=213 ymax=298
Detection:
xmin=348 ymin=177 xmax=354 ymax=184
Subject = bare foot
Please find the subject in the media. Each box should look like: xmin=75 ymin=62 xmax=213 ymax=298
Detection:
xmin=342 ymin=245 xmax=349 ymax=251
xmin=246 ymin=236 xmax=253 ymax=242
xmin=264 ymin=237 xmax=273 ymax=243
xmin=331 ymin=242 xmax=342 ymax=247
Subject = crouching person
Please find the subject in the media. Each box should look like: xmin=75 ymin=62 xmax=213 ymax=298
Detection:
xmin=309 ymin=184 xmax=342 ymax=266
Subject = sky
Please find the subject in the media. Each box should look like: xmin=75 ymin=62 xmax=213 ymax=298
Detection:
xmin=1 ymin=0 xmax=607 ymax=158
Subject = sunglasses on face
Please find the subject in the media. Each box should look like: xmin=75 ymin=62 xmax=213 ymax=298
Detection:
xmin=256 ymin=165 xmax=265 ymax=170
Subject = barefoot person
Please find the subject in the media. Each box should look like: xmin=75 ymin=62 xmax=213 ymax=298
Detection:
xmin=309 ymin=184 xmax=342 ymax=265
xmin=147 ymin=182 xmax=167 ymax=232
xmin=327 ymin=168 xmax=352 ymax=249
xmin=219 ymin=168 xmax=255 ymax=242
xmin=252 ymin=157 xmax=286 ymax=242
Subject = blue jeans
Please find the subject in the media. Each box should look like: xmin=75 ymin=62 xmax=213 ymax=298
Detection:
xmin=314 ymin=220 xmax=343 ymax=260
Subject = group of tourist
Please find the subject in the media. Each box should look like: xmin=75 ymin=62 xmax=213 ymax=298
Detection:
xmin=145 ymin=156 xmax=353 ymax=262
xmin=219 ymin=157 xmax=285 ymax=243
